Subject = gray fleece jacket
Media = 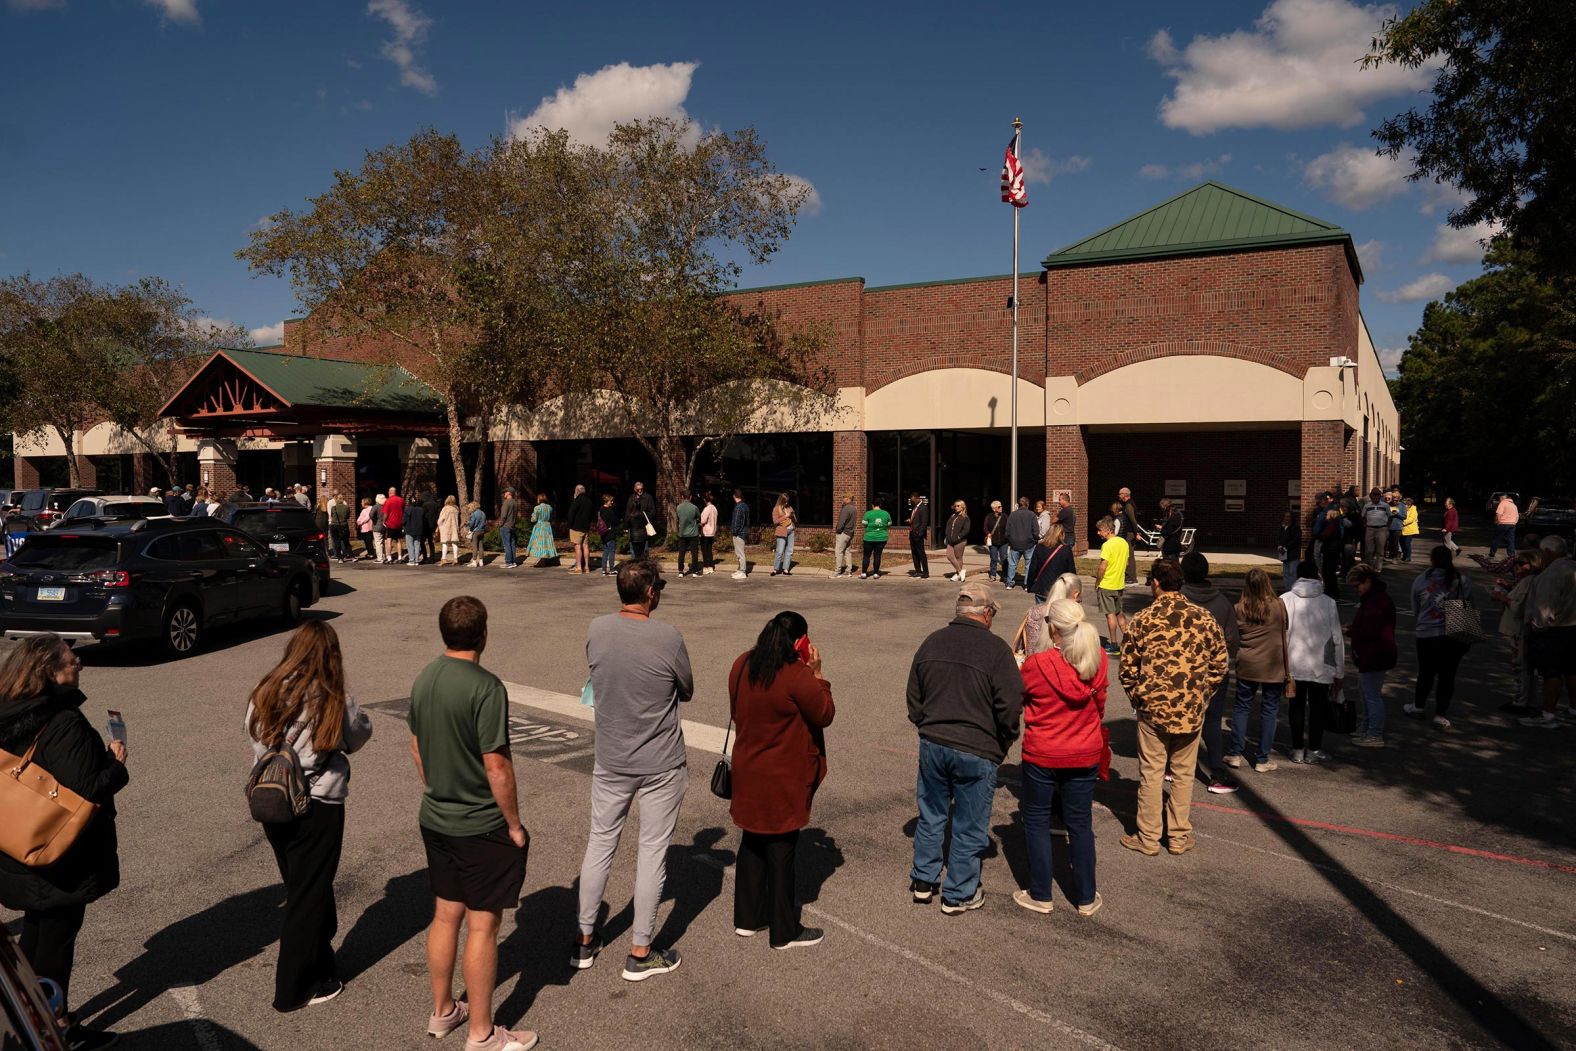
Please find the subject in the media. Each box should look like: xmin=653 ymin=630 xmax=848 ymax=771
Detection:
xmin=246 ymin=697 xmax=374 ymax=803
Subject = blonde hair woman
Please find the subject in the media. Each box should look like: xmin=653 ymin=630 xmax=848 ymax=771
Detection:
xmin=1023 ymin=573 xmax=1083 ymax=657
xmin=436 ymin=495 xmax=461 ymax=566
xmin=1014 ymin=600 xmax=1108 ymax=917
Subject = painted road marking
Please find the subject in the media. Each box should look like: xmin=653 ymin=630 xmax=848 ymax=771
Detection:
xmin=166 ymin=985 xmax=223 ymax=1051
xmin=503 ymin=681 xmax=731 ymax=755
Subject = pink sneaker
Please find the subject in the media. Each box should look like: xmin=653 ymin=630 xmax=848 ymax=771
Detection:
xmin=427 ymin=999 xmax=469 ymax=1038
xmin=465 ymin=1026 xmax=538 ymax=1051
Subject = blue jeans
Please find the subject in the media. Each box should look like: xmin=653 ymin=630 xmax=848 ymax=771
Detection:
xmin=406 ymin=531 xmax=422 ymax=563
xmin=1399 ymin=535 xmax=1413 ymax=561
xmin=911 ymin=738 xmax=998 ymax=902
xmin=1231 ymin=678 xmax=1283 ymax=764
xmin=773 ymin=532 xmax=795 ymax=572
xmin=1359 ymin=670 xmax=1386 ymax=738
xmin=1283 ymin=559 xmax=1297 ymax=590
xmin=601 ymin=539 xmax=617 ymax=572
xmin=1007 ymin=547 xmax=1031 ymax=587
xmin=989 ymin=543 xmax=1009 ymax=580
xmin=1019 ymin=762 xmax=1096 ymax=906
xmin=1489 ymin=524 xmax=1516 ymax=558
xmin=502 ymin=526 xmax=517 ymax=565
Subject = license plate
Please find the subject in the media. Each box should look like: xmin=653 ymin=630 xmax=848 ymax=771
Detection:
xmin=270 ymin=542 xmax=290 ymax=553
xmin=37 ymin=586 xmax=65 ymax=601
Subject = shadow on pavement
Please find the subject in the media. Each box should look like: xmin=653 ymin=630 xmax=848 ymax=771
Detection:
xmin=335 ymin=869 xmax=430 ymax=983
xmin=797 ymin=827 xmax=844 ymax=905
xmin=77 ymin=609 xmax=342 ymax=668
xmin=119 ymin=1018 xmax=262 ymax=1050
xmin=495 ymin=884 xmax=578 ymax=1026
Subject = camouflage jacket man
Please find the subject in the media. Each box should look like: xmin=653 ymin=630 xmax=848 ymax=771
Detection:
xmin=1118 ymin=591 xmax=1228 ymax=735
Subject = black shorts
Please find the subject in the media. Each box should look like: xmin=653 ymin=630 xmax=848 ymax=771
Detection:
xmin=1528 ymin=626 xmax=1576 ymax=679
xmin=421 ymin=824 xmax=528 ymax=912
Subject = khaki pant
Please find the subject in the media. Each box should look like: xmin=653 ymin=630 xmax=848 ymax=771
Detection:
xmin=1135 ymin=719 xmax=1201 ymax=849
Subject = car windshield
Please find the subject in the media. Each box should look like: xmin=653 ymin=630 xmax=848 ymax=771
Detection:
xmin=231 ymin=509 xmax=315 ymax=533
xmin=8 ymin=535 xmax=121 ymax=571
xmin=102 ymin=503 xmax=158 ymax=518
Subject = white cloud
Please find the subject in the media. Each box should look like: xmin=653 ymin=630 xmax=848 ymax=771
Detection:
xmin=1149 ymin=0 xmax=1434 ymax=134
xmin=367 ymin=0 xmax=436 ymax=95
xmin=1303 ymin=143 xmax=1410 ymax=209
xmin=782 ymin=174 xmax=821 ymax=217
xmin=1137 ymin=153 xmax=1231 ymax=180
xmin=1422 ymin=219 xmax=1501 ymax=263
xmin=1417 ymin=179 xmax=1468 ymax=216
xmin=1355 ymin=238 xmax=1384 ymax=271
xmin=1378 ymin=273 xmax=1454 ymax=303
xmin=1020 ymin=149 xmax=1091 ymax=185
xmin=144 ymin=0 xmax=198 ymax=23
xmin=249 ymin=321 xmax=285 ymax=346
xmin=1375 ymin=345 xmax=1404 ymax=376
xmin=509 ymin=61 xmax=698 ymax=145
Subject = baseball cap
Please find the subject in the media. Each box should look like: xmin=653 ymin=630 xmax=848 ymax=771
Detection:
xmin=956 ymin=580 xmax=1001 ymax=613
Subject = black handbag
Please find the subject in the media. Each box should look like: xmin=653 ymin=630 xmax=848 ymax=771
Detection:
xmin=712 ymin=663 xmax=741 ymax=799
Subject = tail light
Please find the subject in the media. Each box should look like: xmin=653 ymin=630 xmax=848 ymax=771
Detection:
xmin=307 ymin=532 xmax=325 ymax=543
xmin=36 ymin=510 xmax=58 ymax=523
xmin=87 ymin=569 xmax=132 ymax=588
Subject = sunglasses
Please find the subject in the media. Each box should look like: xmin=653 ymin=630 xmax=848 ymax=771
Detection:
xmin=653 ymin=579 xmax=668 ymax=592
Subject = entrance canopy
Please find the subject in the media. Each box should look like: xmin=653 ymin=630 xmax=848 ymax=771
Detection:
xmin=160 ymin=347 xmax=445 ymax=439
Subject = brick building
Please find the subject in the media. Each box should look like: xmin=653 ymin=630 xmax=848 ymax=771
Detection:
xmin=14 ymin=181 xmax=1398 ymax=551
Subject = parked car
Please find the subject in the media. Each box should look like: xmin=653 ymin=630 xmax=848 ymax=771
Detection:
xmin=226 ymin=503 xmax=330 ymax=586
xmin=11 ymin=488 xmax=104 ymax=530
xmin=54 ymin=494 xmax=170 ymax=527
xmin=1526 ymin=497 xmax=1576 ymax=542
xmin=0 ymin=517 xmax=319 ymax=658
xmin=0 ymin=928 xmax=69 ymax=1050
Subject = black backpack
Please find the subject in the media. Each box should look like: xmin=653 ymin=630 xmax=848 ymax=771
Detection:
xmin=245 ymin=723 xmax=313 ymax=824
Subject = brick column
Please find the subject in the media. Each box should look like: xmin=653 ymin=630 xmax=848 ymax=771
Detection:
xmin=13 ymin=457 xmax=41 ymax=490
xmin=197 ymin=438 xmax=238 ymax=499
xmin=833 ymin=430 xmax=868 ymax=556
xmin=399 ymin=437 xmax=440 ymax=496
xmin=314 ymin=434 xmax=358 ymax=504
xmin=1300 ymin=421 xmax=1347 ymax=504
xmin=1045 ymin=425 xmax=1089 ymax=554
xmin=494 ymin=439 xmax=537 ymax=504
xmin=1343 ymin=427 xmax=1362 ymax=492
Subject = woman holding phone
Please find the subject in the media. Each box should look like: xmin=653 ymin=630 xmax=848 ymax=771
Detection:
xmin=245 ymin=621 xmax=373 ymax=1012
xmin=727 ymin=611 xmax=835 ymax=949
xmin=0 ymin=634 xmax=128 ymax=1051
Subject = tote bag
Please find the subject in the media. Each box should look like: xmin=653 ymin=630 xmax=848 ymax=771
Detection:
xmin=0 ymin=727 xmax=97 ymax=868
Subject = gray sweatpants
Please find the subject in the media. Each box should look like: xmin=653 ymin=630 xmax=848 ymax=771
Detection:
xmin=577 ymin=763 xmax=689 ymax=946
xmin=733 ymin=536 xmax=748 ymax=573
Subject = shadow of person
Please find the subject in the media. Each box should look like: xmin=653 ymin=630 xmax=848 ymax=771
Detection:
xmin=75 ymin=883 xmax=285 ymax=1030
xmin=493 ymin=884 xmax=579 ymax=1026
xmin=650 ymin=827 xmax=731 ymax=948
xmin=119 ymin=1018 xmax=262 ymax=1050
xmin=796 ymin=828 xmax=844 ymax=905
xmin=334 ymin=870 xmax=430 ymax=984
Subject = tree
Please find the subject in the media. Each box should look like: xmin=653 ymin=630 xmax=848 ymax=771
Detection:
xmin=1393 ymin=243 xmax=1576 ymax=500
xmin=1366 ymin=2 xmax=1576 ymax=283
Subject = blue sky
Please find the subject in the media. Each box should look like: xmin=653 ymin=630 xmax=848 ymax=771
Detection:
xmin=0 ymin=0 xmax=1487 ymax=372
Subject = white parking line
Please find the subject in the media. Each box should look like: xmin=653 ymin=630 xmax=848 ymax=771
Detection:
xmin=503 ymin=681 xmax=731 ymax=755
xmin=166 ymin=985 xmax=224 ymax=1051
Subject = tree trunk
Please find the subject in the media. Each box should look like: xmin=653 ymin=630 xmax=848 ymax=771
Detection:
xmin=445 ymin=398 xmax=470 ymax=507
xmin=54 ymin=426 xmax=80 ymax=488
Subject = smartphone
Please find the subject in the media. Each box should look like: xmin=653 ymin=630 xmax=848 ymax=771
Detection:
xmin=794 ymin=636 xmax=812 ymax=663
xmin=106 ymin=709 xmax=127 ymax=746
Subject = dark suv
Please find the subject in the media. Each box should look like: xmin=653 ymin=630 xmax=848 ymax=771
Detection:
xmin=13 ymin=488 xmax=104 ymax=529
xmin=226 ymin=504 xmax=330 ymax=586
xmin=0 ymin=518 xmax=319 ymax=658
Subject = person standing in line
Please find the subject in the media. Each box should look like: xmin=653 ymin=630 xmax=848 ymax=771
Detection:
xmin=1034 ymin=499 xmax=1052 ymax=542
xmin=698 ymin=491 xmax=718 ymax=576
xmin=1361 ymin=488 xmax=1391 ymax=573
xmin=860 ymin=499 xmax=892 ymax=579
xmin=294 ymin=484 xmax=311 ymax=509
xmin=497 ymin=488 xmax=519 ymax=568
xmin=674 ymin=492 xmax=701 ymax=577
xmin=908 ymin=493 xmax=931 ymax=579
xmin=356 ymin=497 xmax=375 ymax=561
xmin=1318 ymin=505 xmax=1346 ymax=600
xmin=1118 ymin=488 xmax=1140 ymax=584
xmin=727 ymin=611 xmax=835 ymax=949
xmin=1442 ymin=497 xmax=1461 ymax=557
xmin=1407 ymin=545 xmax=1471 ymax=729
xmin=1494 ymin=552 xmax=1542 ymax=715
xmin=729 ymin=490 xmax=751 ymax=580
xmin=1026 ymin=524 xmax=1074 ymax=607
xmin=1385 ymin=491 xmax=1404 ymax=562
xmin=1118 ymin=560 xmax=1228 ymax=857
xmin=163 ymin=487 xmax=184 ymax=517
xmin=907 ymin=582 xmax=1023 ymax=913
xmin=408 ymin=597 xmax=536 ymax=1051
xmin=403 ymin=497 xmax=427 ymax=567
xmin=567 ymin=484 xmax=595 ymax=575
xmin=983 ymin=500 xmax=1008 ymax=583
xmin=1282 ymin=561 xmax=1345 ymax=764
xmin=384 ymin=487 xmax=406 ymax=565
xmin=1519 ymin=535 xmax=1576 ymax=728
xmin=1279 ymin=511 xmax=1302 ymax=590
xmin=1054 ymin=494 xmax=1077 ymax=550
xmin=371 ymin=494 xmax=389 ymax=564
xmin=1345 ymin=565 xmax=1397 ymax=747
xmin=625 ymin=481 xmax=657 ymax=561
xmin=1226 ymin=568 xmax=1290 ymax=773
xmin=246 ymin=622 xmax=373 ymax=1014
xmin=1488 ymin=492 xmax=1519 ymax=559
xmin=437 ymin=496 xmax=462 ymax=566
xmin=573 ymin=560 xmax=691 ymax=981
xmin=1013 ymin=599 xmax=1108 ymax=917
xmin=1180 ymin=553 xmax=1241 ymax=794
xmin=1399 ymin=492 xmax=1420 ymax=563
xmin=525 ymin=492 xmax=556 ymax=566
xmin=422 ymin=490 xmax=441 ymax=563
xmin=596 ymin=494 xmax=621 ymax=576
xmin=1094 ymin=518 xmax=1130 ymax=655
xmin=0 ymin=636 xmax=128 ymax=1051
xmin=833 ymin=493 xmax=858 ymax=578
xmin=1157 ymin=498 xmax=1184 ymax=561
xmin=943 ymin=500 xmax=971 ymax=582
xmin=328 ymin=491 xmax=352 ymax=563
xmin=769 ymin=493 xmax=797 ymax=576
xmin=465 ymin=502 xmax=487 ymax=568
xmin=1004 ymin=497 xmax=1038 ymax=590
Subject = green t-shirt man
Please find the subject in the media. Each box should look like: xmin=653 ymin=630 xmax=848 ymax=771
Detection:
xmin=675 ymin=499 xmax=700 ymax=538
xmin=408 ymin=655 xmax=510 ymax=837
xmin=862 ymin=507 xmax=892 ymax=543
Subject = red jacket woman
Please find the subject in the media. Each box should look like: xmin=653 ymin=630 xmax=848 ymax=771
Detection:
xmin=1020 ymin=647 xmax=1110 ymax=776
xmin=1347 ymin=574 xmax=1398 ymax=672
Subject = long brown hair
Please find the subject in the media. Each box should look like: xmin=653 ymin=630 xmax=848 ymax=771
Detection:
xmin=0 ymin=635 xmax=72 ymax=704
xmin=1236 ymin=568 xmax=1280 ymax=625
xmin=247 ymin=621 xmax=348 ymax=753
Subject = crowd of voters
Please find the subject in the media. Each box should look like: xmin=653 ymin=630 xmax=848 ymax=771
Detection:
xmin=0 ymin=474 xmax=1573 ymax=1050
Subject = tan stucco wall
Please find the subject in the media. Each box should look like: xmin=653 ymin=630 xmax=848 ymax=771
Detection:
xmin=862 ymin=369 xmax=1044 ymax=432
xmin=13 ymin=422 xmax=211 ymax=458
xmin=1076 ymin=356 xmax=1304 ymax=426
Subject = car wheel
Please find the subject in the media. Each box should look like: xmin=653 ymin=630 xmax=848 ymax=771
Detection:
xmin=280 ymin=581 xmax=303 ymax=624
xmin=163 ymin=602 xmax=202 ymax=657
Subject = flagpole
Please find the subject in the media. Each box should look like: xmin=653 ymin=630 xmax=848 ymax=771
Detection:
xmin=1010 ymin=116 xmax=1022 ymax=508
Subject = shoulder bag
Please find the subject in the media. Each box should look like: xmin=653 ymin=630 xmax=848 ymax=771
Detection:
xmin=1442 ymin=583 xmax=1490 ymax=646
xmin=711 ymin=662 xmax=744 ymax=800
xmin=0 ymin=720 xmax=98 ymax=868
xmin=245 ymin=722 xmax=315 ymax=824
xmin=643 ymin=512 xmax=657 ymax=538
xmin=1010 ymin=612 xmax=1031 ymax=667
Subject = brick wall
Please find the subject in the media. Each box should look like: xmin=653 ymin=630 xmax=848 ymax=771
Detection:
xmin=1300 ymin=420 xmax=1350 ymax=506
xmin=13 ymin=457 xmax=40 ymax=489
xmin=861 ymin=275 xmax=1048 ymax=393
xmin=723 ymin=279 xmax=865 ymax=389
xmin=1045 ymin=425 xmax=1089 ymax=554
xmin=494 ymin=440 xmax=537 ymax=507
xmin=832 ymin=430 xmax=867 ymax=551
xmin=317 ymin=458 xmax=357 ymax=503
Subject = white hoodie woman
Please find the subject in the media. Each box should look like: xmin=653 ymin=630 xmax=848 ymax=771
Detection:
xmin=1280 ymin=568 xmax=1345 ymax=764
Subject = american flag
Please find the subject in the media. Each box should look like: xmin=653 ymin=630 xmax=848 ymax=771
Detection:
xmin=1001 ymin=138 xmax=1027 ymax=207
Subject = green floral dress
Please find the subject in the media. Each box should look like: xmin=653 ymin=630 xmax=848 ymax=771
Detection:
xmin=526 ymin=502 xmax=557 ymax=559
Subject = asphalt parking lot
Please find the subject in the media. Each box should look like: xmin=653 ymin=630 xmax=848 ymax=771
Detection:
xmin=3 ymin=548 xmax=1572 ymax=1050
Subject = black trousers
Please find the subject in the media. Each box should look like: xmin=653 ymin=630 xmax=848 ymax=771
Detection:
xmin=677 ymin=536 xmax=700 ymax=573
xmin=700 ymin=536 xmax=715 ymax=569
xmin=1416 ymin=636 xmax=1466 ymax=716
xmin=1290 ymin=680 xmax=1329 ymax=751
xmin=20 ymin=903 xmax=87 ymax=1010
xmin=264 ymin=800 xmax=345 ymax=1011
xmin=734 ymin=829 xmax=801 ymax=946
xmin=862 ymin=540 xmax=886 ymax=574
xmin=909 ymin=533 xmax=928 ymax=576
xmin=1198 ymin=675 xmax=1231 ymax=779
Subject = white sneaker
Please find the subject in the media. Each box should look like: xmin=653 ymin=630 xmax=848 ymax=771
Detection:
xmin=1402 ymin=702 xmax=1423 ymax=718
xmin=731 ymin=571 xmax=747 ymax=580
xmin=958 ymin=569 xmax=967 ymax=581
xmin=1519 ymin=712 xmax=1559 ymax=728
xmin=1431 ymin=715 xmax=1452 ymax=729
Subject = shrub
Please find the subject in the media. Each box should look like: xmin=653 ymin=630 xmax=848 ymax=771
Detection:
xmin=806 ymin=530 xmax=832 ymax=554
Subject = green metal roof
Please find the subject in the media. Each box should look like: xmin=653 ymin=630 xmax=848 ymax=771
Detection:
xmin=1042 ymin=181 xmax=1360 ymax=281
xmin=215 ymin=347 xmax=442 ymax=413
